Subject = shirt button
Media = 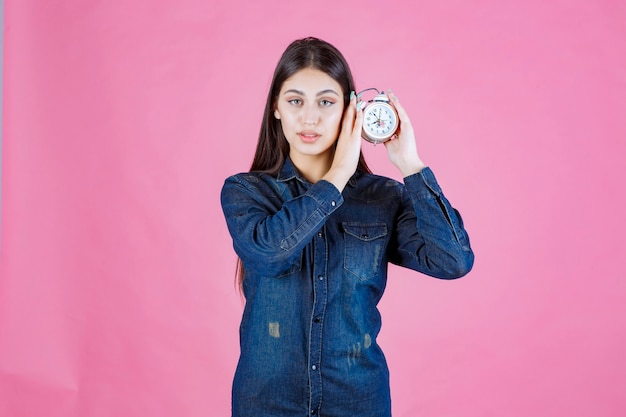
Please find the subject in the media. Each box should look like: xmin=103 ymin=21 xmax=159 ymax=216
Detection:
xmin=311 ymin=365 xmax=317 ymax=370
xmin=317 ymin=232 xmax=323 ymax=238
xmin=311 ymin=410 xmax=317 ymax=415
xmin=314 ymin=317 xmax=321 ymax=323
xmin=331 ymin=200 xmax=336 ymax=207
xmin=318 ymin=275 xmax=324 ymax=281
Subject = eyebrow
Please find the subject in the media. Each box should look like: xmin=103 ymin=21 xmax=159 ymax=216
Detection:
xmin=283 ymin=89 xmax=340 ymax=97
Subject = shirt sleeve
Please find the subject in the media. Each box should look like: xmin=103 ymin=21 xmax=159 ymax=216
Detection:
xmin=221 ymin=175 xmax=343 ymax=275
xmin=389 ymin=167 xmax=474 ymax=279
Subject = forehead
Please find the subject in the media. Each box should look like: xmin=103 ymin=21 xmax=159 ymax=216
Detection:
xmin=280 ymin=67 xmax=343 ymax=95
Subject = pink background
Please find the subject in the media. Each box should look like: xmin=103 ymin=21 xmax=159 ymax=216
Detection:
xmin=2 ymin=1 xmax=625 ymax=416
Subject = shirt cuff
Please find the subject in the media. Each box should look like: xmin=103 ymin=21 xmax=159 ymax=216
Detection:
xmin=403 ymin=167 xmax=443 ymax=199
xmin=307 ymin=180 xmax=344 ymax=214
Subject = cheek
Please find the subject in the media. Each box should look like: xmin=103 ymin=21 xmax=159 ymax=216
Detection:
xmin=327 ymin=109 xmax=344 ymax=131
xmin=277 ymin=110 xmax=297 ymax=130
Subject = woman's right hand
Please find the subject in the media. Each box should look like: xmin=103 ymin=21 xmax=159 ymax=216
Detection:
xmin=322 ymin=92 xmax=364 ymax=191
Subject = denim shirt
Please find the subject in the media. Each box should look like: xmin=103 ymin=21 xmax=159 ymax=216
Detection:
xmin=221 ymin=159 xmax=473 ymax=417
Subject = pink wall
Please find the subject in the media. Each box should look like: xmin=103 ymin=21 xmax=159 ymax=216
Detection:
xmin=2 ymin=1 xmax=625 ymax=416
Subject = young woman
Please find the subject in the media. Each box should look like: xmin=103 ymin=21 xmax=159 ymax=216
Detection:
xmin=221 ymin=37 xmax=474 ymax=417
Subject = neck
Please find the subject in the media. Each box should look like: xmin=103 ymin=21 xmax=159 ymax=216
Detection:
xmin=290 ymin=152 xmax=334 ymax=183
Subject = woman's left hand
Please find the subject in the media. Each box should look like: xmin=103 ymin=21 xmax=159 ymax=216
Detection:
xmin=384 ymin=91 xmax=427 ymax=177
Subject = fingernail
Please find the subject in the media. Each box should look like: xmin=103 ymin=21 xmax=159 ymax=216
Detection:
xmin=350 ymin=91 xmax=355 ymax=100
xmin=359 ymin=101 xmax=367 ymax=111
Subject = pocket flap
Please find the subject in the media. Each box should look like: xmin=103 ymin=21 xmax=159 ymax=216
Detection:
xmin=342 ymin=223 xmax=388 ymax=242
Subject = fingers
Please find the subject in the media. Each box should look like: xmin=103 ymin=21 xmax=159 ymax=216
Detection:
xmin=387 ymin=90 xmax=413 ymax=132
xmin=354 ymin=96 xmax=364 ymax=134
xmin=328 ymin=91 xmax=363 ymax=187
xmin=341 ymin=91 xmax=363 ymax=137
xmin=340 ymin=92 xmax=356 ymax=135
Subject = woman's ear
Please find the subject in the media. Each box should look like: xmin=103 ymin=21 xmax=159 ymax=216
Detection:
xmin=274 ymin=110 xmax=281 ymax=120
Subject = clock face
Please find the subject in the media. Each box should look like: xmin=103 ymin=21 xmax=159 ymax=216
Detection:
xmin=363 ymin=103 xmax=398 ymax=141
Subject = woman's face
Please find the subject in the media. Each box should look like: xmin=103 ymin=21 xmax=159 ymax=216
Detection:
xmin=274 ymin=67 xmax=345 ymax=169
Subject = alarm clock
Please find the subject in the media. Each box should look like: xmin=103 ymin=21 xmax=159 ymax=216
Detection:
xmin=359 ymin=89 xmax=399 ymax=144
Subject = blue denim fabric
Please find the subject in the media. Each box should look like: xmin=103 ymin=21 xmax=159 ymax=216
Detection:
xmin=221 ymin=159 xmax=473 ymax=417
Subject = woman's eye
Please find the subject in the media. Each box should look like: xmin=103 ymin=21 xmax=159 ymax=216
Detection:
xmin=288 ymin=98 xmax=303 ymax=106
xmin=320 ymin=99 xmax=335 ymax=107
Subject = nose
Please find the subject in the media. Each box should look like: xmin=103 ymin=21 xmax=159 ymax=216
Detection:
xmin=301 ymin=103 xmax=320 ymax=126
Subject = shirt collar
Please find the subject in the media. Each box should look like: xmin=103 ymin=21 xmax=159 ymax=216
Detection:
xmin=276 ymin=157 xmax=360 ymax=187
xmin=276 ymin=158 xmax=302 ymax=183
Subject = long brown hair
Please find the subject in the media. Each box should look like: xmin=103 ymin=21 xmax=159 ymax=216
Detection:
xmin=236 ymin=37 xmax=371 ymax=289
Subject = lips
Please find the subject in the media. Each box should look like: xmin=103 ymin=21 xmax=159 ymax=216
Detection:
xmin=298 ymin=131 xmax=321 ymax=143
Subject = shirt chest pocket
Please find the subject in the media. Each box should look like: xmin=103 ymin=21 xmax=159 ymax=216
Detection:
xmin=342 ymin=222 xmax=388 ymax=281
